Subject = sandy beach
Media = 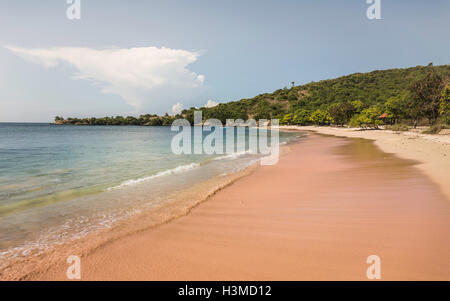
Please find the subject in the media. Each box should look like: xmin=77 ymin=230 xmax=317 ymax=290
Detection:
xmin=25 ymin=132 xmax=450 ymax=281
xmin=285 ymin=126 xmax=450 ymax=200
xmin=2 ymin=0 xmax=449 ymax=286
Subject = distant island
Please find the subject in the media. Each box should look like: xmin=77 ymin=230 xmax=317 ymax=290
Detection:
xmin=55 ymin=64 xmax=450 ymax=131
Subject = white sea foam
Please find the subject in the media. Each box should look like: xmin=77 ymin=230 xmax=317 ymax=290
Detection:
xmin=213 ymin=150 xmax=251 ymax=161
xmin=108 ymin=162 xmax=200 ymax=190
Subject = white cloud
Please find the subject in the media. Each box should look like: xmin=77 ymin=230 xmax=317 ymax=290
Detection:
xmin=204 ymin=99 xmax=218 ymax=108
xmin=171 ymin=102 xmax=184 ymax=115
xmin=5 ymin=46 xmax=205 ymax=112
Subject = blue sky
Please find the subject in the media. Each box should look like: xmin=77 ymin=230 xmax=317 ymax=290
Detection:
xmin=0 ymin=0 xmax=449 ymax=122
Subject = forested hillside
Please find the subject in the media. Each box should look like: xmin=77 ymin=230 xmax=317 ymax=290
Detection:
xmin=56 ymin=64 xmax=450 ymax=127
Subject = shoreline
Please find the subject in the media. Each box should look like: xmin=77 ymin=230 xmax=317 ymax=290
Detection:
xmin=278 ymin=126 xmax=450 ymax=200
xmin=1 ymin=128 xmax=304 ymax=280
xmin=22 ymin=133 xmax=450 ymax=280
xmin=0 ymin=145 xmax=292 ymax=280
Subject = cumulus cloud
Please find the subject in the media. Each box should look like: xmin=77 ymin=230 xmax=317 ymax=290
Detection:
xmin=171 ymin=102 xmax=184 ymax=115
xmin=204 ymin=99 xmax=219 ymax=108
xmin=5 ymin=45 xmax=205 ymax=112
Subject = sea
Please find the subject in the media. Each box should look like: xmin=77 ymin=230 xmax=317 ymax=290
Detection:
xmin=0 ymin=123 xmax=303 ymax=267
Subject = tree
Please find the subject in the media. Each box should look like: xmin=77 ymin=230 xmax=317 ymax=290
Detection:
xmin=409 ymin=72 xmax=445 ymax=126
xmin=287 ymin=90 xmax=298 ymax=101
xmin=440 ymin=84 xmax=450 ymax=125
xmin=351 ymin=100 xmax=364 ymax=113
xmin=147 ymin=117 xmax=163 ymax=126
xmin=349 ymin=106 xmax=382 ymax=129
xmin=309 ymin=109 xmax=333 ymax=125
xmin=328 ymin=102 xmax=355 ymax=126
xmin=384 ymin=96 xmax=406 ymax=124
xmin=281 ymin=113 xmax=293 ymax=125
xmin=292 ymin=109 xmax=310 ymax=125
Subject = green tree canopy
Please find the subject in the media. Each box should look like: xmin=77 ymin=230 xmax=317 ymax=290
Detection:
xmin=408 ymin=71 xmax=445 ymax=126
xmin=349 ymin=106 xmax=382 ymax=129
xmin=328 ymin=102 xmax=356 ymax=126
xmin=309 ymin=109 xmax=333 ymax=125
xmin=440 ymin=84 xmax=450 ymax=125
xmin=292 ymin=109 xmax=311 ymax=125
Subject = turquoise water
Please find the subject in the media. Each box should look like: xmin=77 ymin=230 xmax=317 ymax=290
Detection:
xmin=0 ymin=123 xmax=302 ymax=264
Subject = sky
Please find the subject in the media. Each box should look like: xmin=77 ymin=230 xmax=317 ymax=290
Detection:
xmin=0 ymin=0 xmax=449 ymax=122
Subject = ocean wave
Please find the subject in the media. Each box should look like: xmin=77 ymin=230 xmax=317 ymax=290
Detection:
xmin=213 ymin=150 xmax=251 ymax=161
xmin=108 ymin=162 xmax=200 ymax=190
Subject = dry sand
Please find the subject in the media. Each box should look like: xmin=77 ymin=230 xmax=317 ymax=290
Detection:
xmin=31 ymin=133 xmax=450 ymax=281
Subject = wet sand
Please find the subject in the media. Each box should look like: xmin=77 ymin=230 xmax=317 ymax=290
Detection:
xmin=29 ymin=133 xmax=450 ymax=280
xmin=289 ymin=125 xmax=450 ymax=199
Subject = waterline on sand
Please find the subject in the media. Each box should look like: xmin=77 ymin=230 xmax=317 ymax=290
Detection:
xmin=108 ymin=162 xmax=201 ymax=190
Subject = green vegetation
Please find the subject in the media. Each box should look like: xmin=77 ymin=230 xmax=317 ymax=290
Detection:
xmin=384 ymin=96 xmax=407 ymax=125
xmin=56 ymin=64 xmax=450 ymax=129
xmin=407 ymin=71 xmax=445 ymax=127
xmin=440 ymin=84 xmax=450 ymax=125
xmin=309 ymin=109 xmax=333 ymax=126
xmin=292 ymin=109 xmax=311 ymax=125
xmin=328 ymin=102 xmax=356 ymax=126
xmin=54 ymin=114 xmax=178 ymax=126
xmin=348 ymin=106 xmax=383 ymax=129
